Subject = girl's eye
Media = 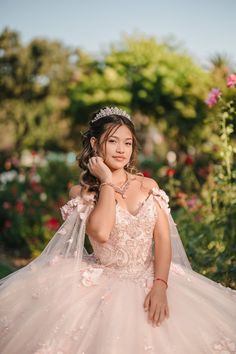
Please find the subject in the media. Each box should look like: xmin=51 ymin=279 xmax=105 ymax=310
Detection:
xmin=109 ymin=140 xmax=132 ymax=145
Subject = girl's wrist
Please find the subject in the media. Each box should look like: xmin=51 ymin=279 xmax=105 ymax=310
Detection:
xmin=153 ymin=277 xmax=168 ymax=289
xmin=100 ymin=177 xmax=113 ymax=184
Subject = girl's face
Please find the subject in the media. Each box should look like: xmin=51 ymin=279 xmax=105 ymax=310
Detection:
xmin=98 ymin=125 xmax=133 ymax=170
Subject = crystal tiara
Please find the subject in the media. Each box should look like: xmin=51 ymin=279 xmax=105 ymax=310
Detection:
xmin=91 ymin=106 xmax=131 ymax=123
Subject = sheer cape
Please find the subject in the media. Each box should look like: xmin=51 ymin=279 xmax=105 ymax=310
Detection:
xmin=0 ymin=187 xmax=192 ymax=292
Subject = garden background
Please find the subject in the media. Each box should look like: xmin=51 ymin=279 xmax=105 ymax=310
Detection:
xmin=0 ymin=0 xmax=236 ymax=289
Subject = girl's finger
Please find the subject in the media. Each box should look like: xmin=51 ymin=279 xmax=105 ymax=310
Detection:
xmin=165 ymin=305 xmax=170 ymax=318
xmin=153 ymin=306 xmax=161 ymax=326
xmin=143 ymin=293 xmax=150 ymax=311
xmin=157 ymin=307 xmax=166 ymax=326
xmin=89 ymin=157 xmax=97 ymax=164
xmin=148 ymin=303 xmax=157 ymax=322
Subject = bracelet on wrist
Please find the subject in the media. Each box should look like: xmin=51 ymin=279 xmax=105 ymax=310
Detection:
xmin=99 ymin=182 xmax=114 ymax=190
xmin=153 ymin=277 xmax=168 ymax=289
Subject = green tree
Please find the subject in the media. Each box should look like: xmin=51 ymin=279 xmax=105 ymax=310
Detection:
xmin=0 ymin=28 xmax=73 ymax=153
xmin=68 ymin=34 xmax=210 ymax=151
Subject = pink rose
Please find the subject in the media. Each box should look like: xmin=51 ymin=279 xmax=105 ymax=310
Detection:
xmin=3 ymin=202 xmax=11 ymax=209
xmin=226 ymin=73 xmax=236 ymax=88
xmin=205 ymin=88 xmax=221 ymax=108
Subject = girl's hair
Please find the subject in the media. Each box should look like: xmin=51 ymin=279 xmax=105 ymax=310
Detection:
xmin=77 ymin=106 xmax=144 ymax=202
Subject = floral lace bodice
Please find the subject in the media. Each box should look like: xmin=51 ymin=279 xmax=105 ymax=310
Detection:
xmin=60 ymin=187 xmax=170 ymax=279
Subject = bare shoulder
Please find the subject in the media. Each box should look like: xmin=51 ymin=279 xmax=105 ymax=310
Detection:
xmin=69 ymin=184 xmax=96 ymax=201
xmin=134 ymin=174 xmax=159 ymax=191
xmin=69 ymin=185 xmax=82 ymax=199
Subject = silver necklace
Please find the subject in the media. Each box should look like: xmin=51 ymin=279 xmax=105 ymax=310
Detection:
xmin=113 ymin=171 xmax=130 ymax=199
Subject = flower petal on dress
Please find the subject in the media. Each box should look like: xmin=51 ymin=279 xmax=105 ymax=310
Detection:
xmin=81 ymin=267 xmax=104 ymax=287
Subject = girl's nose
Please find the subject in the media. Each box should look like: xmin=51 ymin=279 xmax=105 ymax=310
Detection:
xmin=116 ymin=145 xmax=124 ymax=153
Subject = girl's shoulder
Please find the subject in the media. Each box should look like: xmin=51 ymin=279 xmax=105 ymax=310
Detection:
xmin=134 ymin=174 xmax=159 ymax=192
xmin=69 ymin=184 xmax=95 ymax=201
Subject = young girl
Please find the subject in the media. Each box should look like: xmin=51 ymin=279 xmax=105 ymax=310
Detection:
xmin=0 ymin=106 xmax=236 ymax=354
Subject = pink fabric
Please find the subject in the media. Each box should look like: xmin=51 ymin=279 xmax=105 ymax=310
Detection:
xmin=0 ymin=188 xmax=236 ymax=353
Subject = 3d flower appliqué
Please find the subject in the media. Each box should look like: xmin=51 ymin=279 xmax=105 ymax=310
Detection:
xmin=81 ymin=266 xmax=104 ymax=287
xmin=60 ymin=194 xmax=95 ymax=221
xmin=152 ymin=187 xmax=171 ymax=214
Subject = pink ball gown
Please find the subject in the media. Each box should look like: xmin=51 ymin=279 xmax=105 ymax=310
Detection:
xmin=0 ymin=187 xmax=235 ymax=354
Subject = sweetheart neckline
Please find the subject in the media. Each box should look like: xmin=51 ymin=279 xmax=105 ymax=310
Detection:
xmin=116 ymin=192 xmax=153 ymax=218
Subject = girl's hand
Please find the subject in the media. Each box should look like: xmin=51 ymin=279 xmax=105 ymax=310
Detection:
xmin=87 ymin=156 xmax=113 ymax=183
xmin=143 ymin=282 xmax=169 ymax=327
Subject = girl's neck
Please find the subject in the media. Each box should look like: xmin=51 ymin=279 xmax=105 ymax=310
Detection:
xmin=111 ymin=169 xmax=128 ymax=185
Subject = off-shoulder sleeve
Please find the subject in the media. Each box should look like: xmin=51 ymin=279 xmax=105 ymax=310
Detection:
xmin=151 ymin=186 xmax=171 ymax=214
xmin=60 ymin=193 xmax=96 ymax=221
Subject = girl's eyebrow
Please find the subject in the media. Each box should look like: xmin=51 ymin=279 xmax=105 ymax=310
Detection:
xmin=109 ymin=135 xmax=133 ymax=140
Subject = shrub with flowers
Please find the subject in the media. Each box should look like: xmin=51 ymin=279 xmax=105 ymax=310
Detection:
xmin=0 ymin=154 xmax=78 ymax=261
xmin=140 ymin=74 xmax=236 ymax=289
xmin=168 ymin=74 xmax=236 ymax=289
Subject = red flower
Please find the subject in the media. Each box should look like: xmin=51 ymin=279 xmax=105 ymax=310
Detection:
xmin=15 ymin=200 xmax=25 ymax=213
xmin=10 ymin=186 xmax=17 ymax=196
xmin=184 ymin=155 xmax=193 ymax=165
xmin=30 ymin=181 xmax=44 ymax=193
xmin=226 ymin=74 xmax=236 ymax=88
xmin=31 ymin=150 xmax=38 ymax=157
xmin=142 ymin=169 xmax=152 ymax=178
xmin=166 ymin=168 xmax=176 ymax=177
xmin=45 ymin=217 xmax=60 ymax=231
xmin=4 ymin=220 xmax=12 ymax=229
xmin=198 ymin=166 xmax=210 ymax=178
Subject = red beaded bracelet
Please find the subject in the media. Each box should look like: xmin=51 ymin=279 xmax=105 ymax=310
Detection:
xmin=154 ymin=277 xmax=168 ymax=289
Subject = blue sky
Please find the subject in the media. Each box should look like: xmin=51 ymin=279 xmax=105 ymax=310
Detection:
xmin=0 ymin=0 xmax=235 ymax=67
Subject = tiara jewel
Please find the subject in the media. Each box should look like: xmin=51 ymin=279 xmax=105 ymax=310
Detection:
xmin=91 ymin=106 xmax=131 ymax=123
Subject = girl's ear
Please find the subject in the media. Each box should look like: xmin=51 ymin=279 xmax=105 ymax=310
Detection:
xmin=90 ymin=136 xmax=96 ymax=149
xmin=90 ymin=137 xmax=99 ymax=156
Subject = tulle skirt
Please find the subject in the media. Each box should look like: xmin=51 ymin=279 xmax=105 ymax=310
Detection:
xmin=0 ymin=258 xmax=236 ymax=354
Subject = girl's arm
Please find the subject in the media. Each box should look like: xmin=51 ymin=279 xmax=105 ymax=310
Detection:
xmin=69 ymin=184 xmax=116 ymax=244
xmin=152 ymin=200 xmax=172 ymax=285
xmin=86 ymin=184 xmax=116 ymax=243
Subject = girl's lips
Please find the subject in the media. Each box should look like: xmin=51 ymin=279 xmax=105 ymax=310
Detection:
xmin=113 ymin=157 xmax=126 ymax=161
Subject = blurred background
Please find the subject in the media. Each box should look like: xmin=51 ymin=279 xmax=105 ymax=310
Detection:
xmin=0 ymin=0 xmax=236 ymax=288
